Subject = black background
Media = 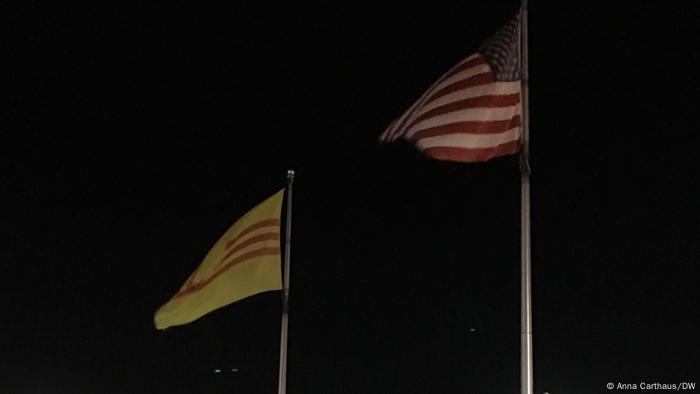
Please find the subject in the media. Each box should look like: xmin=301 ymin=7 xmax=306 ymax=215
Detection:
xmin=4 ymin=2 xmax=699 ymax=393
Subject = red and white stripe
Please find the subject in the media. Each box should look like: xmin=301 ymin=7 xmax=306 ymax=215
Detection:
xmin=380 ymin=53 xmax=521 ymax=162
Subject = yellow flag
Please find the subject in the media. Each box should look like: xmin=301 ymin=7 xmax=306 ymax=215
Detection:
xmin=154 ymin=189 xmax=284 ymax=329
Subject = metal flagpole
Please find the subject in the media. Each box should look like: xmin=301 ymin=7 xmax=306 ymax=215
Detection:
xmin=278 ymin=169 xmax=294 ymax=394
xmin=519 ymin=2 xmax=533 ymax=394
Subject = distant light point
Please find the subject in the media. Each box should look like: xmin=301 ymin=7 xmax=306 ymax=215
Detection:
xmin=214 ymin=369 xmax=222 ymax=373
xmin=232 ymin=368 xmax=239 ymax=372
xmin=469 ymin=327 xmax=477 ymax=332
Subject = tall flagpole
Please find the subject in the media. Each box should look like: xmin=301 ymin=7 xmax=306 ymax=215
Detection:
xmin=278 ymin=169 xmax=294 ymax=394
xmin=519 ymin=2 xmax=533 ymax=394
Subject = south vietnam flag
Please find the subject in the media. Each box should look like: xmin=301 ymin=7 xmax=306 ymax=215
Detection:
xmin=154 ymin=190 xmax=284 ymax=329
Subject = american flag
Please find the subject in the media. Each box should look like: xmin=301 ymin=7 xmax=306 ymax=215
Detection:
xmin=380 ymin=17 xmax=522 ymax=162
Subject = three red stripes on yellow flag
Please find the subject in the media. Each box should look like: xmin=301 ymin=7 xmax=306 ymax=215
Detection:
xmin=154 ymin=17 xmax=523 ymax=330
xmin=380 ymin=16 xmax=522 ymax=162
xmin=154 ymin=190 xmax=285 ymax=330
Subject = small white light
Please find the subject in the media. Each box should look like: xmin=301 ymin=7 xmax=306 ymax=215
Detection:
xmin=232 ymin=368 xmax=239 ymax=372
xmin=469 ymin=328 xmax=477 ymax=332
xmin=214 ymin=369 xmax=222 ymax=373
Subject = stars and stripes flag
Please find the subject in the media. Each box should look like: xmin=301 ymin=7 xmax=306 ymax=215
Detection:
xmin=380 ymin=17 xmax=522 ymax=162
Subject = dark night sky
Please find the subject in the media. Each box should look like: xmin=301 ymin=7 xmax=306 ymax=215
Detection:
xmin=4 ymin=2 xmax=700 ymax=393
